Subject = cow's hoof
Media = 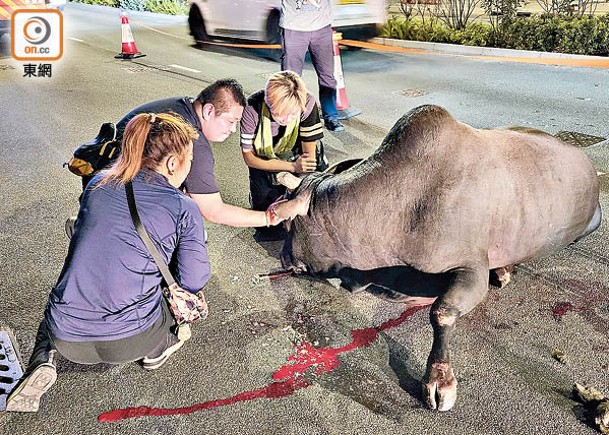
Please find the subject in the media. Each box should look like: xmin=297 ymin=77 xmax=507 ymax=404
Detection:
xmin=422 ymin=362 xmax=457 ymax=411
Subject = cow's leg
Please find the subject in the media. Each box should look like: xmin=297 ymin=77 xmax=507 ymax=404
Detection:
xmin=366 ymin=284 xmax=437 ymax=305
xmin=422 ymin=263 xmax=489 ymax=411
xmin=340 ymin=272 xmax=417 ymax=301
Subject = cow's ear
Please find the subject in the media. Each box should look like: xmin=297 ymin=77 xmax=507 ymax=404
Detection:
xmin=273 ymin=195 xmax=310 ymax=220
xmin=277 ymin=172 xmax=302 ymax=190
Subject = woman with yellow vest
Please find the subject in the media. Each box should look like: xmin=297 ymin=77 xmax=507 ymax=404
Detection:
xmin=239 ymin=71 xmax=328 ymax=238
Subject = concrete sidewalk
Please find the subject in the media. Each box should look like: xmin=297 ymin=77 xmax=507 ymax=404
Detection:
xmin=360 ymin=37 xmax=609 ymax=68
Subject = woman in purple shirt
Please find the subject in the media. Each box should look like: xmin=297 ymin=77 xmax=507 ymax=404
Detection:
xmin=7 ymin=113 xmax=211 ymax=413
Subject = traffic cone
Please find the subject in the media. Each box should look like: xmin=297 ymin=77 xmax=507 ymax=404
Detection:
xmin=115 ymin=13 xmax=145 ymax=60
xmin=332 ymin=31 xmax=360 ymax=120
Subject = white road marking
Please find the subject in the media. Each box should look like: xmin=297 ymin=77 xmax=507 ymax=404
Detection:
xmin=168 ymin=64 xmax=201 ymax=73
xmin=68 ymin=38 xmax=85 ymax=43
xmin=598 ymin=171 xmax=606 ymax=176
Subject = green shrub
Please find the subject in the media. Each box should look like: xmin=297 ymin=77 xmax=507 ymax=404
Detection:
xmin=557 ymin=16 xmax=609 ymax=55
xmin=590 ymin=14 xmax=609 ymax=56
xmin=119 ymin=0 xmax=145 ymax=12
xmin=459 ymin=22 xmax=494 ymax=46
xmin=382 ymin=17 xmax=493 ymax=46
xmin=71 ymin=0 xmax=119 ymax=6
xmin=382 ymin=13 xmax=609 ymax=55
xmin=381 ymin=16 xmax=413 ymax=40
xmin=428 ymin=22 xmax=453 ymax=42
xmin=503 ymin=15 xmax=609 ymax=55
xmin=72 ymin=0 xmax=187 ymax=15
xmin=145 ymin=0 xmax=188 ymax=15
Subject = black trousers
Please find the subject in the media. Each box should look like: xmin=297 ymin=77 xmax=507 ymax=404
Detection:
xmin=248 ymin=167 xmax=287 ymax=212
xmin=248 ymin=142 xmax=329 ymax=212
xmin=29 ymin=301 xmax=175 ymax=369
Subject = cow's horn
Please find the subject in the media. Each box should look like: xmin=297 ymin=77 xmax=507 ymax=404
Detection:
xmin=277 ymin=172 xmax=302 ymax=190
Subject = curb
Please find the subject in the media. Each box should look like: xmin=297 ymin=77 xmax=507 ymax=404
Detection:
xmin=371 ymin=36 xmax=609 ymax=61
xmin=66 ymin=2 xmax=187 ymax=22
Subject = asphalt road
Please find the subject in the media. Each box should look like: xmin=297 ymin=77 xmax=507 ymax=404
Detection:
xmin=0 ymin=4 xmax=608 ymax=435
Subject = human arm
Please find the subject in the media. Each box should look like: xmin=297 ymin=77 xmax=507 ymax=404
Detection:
xmin=301 ymin=140 xmax=317 ymax=159
xmin=241 ymin=149 xmax=316 ymax=173
xmin=172 ymin=201 xmax=212 ymax=293
xmin=189 ymin=191 xmax=281 ymax=227
xmin=239 ymin=95 xmax=318 ymax=174
xmin=298 ymin=95 xmax=324 ymax=165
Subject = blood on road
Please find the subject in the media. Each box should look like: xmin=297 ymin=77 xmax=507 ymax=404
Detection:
xmin=98 ymin=306 xmax=427 ymax=423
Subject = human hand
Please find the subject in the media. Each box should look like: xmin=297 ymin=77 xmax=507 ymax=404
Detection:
xmin=292 ymin=153 xmax=316 ymax=173
xmin=265 ymin=199 xmax=288 ymax=226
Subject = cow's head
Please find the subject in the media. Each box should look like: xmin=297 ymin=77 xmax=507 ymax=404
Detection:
xmin=273 ymin=157 xmax=364 ymax=222
xmin=272 ymin=171 xmax=320 ymax=273
xmin=274 ymin=172 xmax=311 ymax=217
xmin=273 ymin=158 xmax=365 ymax=274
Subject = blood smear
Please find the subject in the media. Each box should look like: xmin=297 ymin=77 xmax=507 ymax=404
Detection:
xmin=552 ymin=301 xmax=575 ymax=320
xmin=98 ymin=306 xmax=425 ymax=423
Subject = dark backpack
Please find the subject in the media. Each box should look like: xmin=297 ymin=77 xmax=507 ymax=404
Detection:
xmin=67 ymin=123 xmax=121 ymax=177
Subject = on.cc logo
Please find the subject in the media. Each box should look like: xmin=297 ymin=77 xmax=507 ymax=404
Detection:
xmin=11 ymin=9 xmax=63 ymax=61
xmin=23 ymin=16 xmax=52 ymax=45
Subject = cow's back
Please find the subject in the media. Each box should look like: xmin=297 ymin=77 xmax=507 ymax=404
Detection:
xmin=295 ymin=105 xmax=599 ymax=274
xmin=479 ymin=127 xmax=599 ymax=267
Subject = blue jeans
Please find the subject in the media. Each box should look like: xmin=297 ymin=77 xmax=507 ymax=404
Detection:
xmin=319 ymin=85 xmax=338 ymax=121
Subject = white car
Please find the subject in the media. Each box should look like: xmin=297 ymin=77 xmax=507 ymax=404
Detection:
xmin=188 ymin=0 xmax=386 ymax=48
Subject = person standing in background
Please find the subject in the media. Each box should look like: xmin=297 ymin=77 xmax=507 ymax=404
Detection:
xmin=280 ymin=0 xmax=345 ymax=132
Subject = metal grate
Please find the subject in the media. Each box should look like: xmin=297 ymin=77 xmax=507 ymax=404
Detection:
xmin=554 ymin=131 xmax=606 ymax=147
xmin=256 ymin=72 xmax=275 ymax=80
xmin=0 ymin=328 xmax=24 ymax=411
xmin=120 ymin=65 xmax=154 ymax=74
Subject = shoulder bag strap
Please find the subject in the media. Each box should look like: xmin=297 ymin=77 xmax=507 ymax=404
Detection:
xmin=125 ymin=181 xmax=176 ymax=287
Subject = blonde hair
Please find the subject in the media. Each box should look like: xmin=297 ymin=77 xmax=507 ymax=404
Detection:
xmin=100 ymin=112 xmax=198 ymax=185
xmin=265 ymin=71 xmax=308 ymax=116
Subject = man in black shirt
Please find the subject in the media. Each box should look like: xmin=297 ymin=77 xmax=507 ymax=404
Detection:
xmin=77 ymin=79 xmax=282 ymax=230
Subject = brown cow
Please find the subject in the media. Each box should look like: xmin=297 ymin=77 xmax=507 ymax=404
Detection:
xmin=271 ymin=105 xmax=602 ymax=411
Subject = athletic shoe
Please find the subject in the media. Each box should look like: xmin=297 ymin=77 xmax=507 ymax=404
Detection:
xmin=324 ymin=119 xmax=344 ymax=132
xmin=5 ymin=363 xmax=57 ymax=413
xmin=64 ymin=216 xmax=77 ymax=240
xmin=175 ymin=324 xmax=191 ymax=342
xmin=141 ymin=336 xmax=184 ymax=370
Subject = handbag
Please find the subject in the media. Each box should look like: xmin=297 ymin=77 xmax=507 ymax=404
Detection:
xmin=67 ymin=123 xmax=121 ymax=177
xmin=125 ymin=182 xmax=208 ymax=325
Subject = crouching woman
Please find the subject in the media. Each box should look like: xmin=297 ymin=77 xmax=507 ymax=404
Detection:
xmin=240 ymin=71 xmax=328 ymax=218
xmin=7 ymin=112 xmax=210 ymax=412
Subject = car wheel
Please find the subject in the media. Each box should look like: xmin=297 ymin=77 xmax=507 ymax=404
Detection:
xmin=265 ymin=10 xmax=282 ymax=62
xmin=188 ymin=4 xmax=209 ymax=44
